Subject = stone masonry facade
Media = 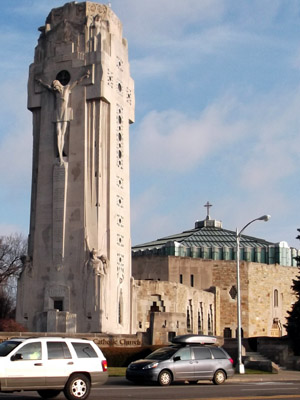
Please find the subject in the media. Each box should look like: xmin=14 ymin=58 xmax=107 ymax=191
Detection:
xmin=132 ymin=254 xmax=298 ymax=340
xmin=132 ymin=279 xmax=217 ymax=344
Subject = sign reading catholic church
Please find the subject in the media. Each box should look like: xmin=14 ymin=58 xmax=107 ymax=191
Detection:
xmin=16 ymin=1 xmax=135 ymax=335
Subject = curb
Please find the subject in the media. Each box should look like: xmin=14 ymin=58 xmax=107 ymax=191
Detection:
xmin=230 ymin=370 xmax=300 ymax=382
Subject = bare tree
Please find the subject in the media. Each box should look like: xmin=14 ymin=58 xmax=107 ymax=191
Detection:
xmin=0 ymin=234 xmax=27 ymax=319
xmin=0 ymin=234 xmax=27 ymax=284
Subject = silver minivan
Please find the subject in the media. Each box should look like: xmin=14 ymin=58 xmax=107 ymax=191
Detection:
xmin=126 ymin=335 xmax=234 ymax=386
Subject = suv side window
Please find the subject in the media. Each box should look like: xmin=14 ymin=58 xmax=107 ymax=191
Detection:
xmin=193 ymin=347 xmax=212 ymax=360
xmin=210 ymin=347 xmax=226 ymax=359
xmin=15 ymin=342 xmax=42 ymax=360
xmin=47 ymin=342 xmax=72 ymax=359
xmin=174 ymin=347 xmax=191 ymax=361
xmin=71 ymin=342 xmax=98 ymax=358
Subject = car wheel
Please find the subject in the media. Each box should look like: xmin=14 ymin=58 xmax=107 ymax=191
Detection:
xmin=158 ymin=370 xmax=172 ymax=386
xmin=37 ymin=390 xmax=61 ymax=399
xmin=213 ymin=369 xmax=226 ymax=385
xmin=64 ymin=373 xmax=91 ymax=400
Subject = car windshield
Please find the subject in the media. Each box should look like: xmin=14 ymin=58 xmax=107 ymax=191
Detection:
xmin=145 ymin=347 xmax=178 ymax=361
xmin=0 ymin=340 xmax=22 ymax=357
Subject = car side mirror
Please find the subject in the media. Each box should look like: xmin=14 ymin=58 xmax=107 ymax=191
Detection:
xmin=173 ymin=356 xmax=181 ymax=362
xmin=11 ymin=353 xmax=23 ymax=361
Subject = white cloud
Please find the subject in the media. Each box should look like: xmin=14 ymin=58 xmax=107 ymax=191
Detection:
xmin=130 ymin=83 xmax=300 ymax=245
xmin=133 ymin=83 xmax=300 ymax=185
xmin=132 ymin=93 xmax=245 ymax=173
xmin=237 ymin=87 xmax=300 ymax=189
xmin=118 ymin=0 xmax=225 ymax=43
xmin=131 ymin=56 xmax=171 ymax=79
xmin=9 ymin=1 xmax=64 ymax=18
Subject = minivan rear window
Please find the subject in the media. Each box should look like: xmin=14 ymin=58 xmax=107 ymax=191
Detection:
xmin=210 ymin=347 xmax=226 ymax=359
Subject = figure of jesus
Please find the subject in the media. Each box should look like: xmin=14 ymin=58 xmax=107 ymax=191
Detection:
xmin=36 ymin=71 xmax=90 ymax=164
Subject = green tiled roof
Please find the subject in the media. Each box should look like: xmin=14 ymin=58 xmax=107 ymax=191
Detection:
xmin=132 ymin=218 xmax=299 ymax=267
xmin=133 ymin=225 xmax=273 ymax=252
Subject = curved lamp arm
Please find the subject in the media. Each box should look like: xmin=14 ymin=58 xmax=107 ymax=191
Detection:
xmin=237 ymin=215 xmax=271 ymax=238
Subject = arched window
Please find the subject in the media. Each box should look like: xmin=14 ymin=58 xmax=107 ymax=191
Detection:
xmin=208 ymin=304 xmax=214 ymax=335
xmin=198 ymin=302 xmax=203 ymax=335
xmin=187 ymin=300 xmax=193 ymax=332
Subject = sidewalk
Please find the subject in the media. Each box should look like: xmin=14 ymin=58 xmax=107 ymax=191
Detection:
xmin=231 ymin=369 xmax=300 ymax=382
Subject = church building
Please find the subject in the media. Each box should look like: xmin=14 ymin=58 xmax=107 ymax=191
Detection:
xmin=131 ymin=204 xmax=299 ymax=344
xmin=15 ymin=2 xmax=299 ymax=345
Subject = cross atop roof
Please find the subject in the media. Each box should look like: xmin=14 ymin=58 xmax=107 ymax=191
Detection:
xmin=204 ymin=201 xmax=212 ymax=220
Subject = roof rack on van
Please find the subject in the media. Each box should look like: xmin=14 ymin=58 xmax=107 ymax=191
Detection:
xmin=171 ymin=334 xmax=217 ymax=345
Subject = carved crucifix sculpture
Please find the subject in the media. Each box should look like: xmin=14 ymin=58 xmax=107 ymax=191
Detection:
xmin=36 ymin=71 xmax=90 ymax=164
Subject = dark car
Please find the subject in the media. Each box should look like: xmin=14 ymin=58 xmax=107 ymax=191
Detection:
xmin=126 ymin=335 xmax=234 ymax=386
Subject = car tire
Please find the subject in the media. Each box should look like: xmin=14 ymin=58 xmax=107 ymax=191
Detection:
xmin=37 ymin=390 xmax=61 ymax=399
xmin=64 ymin=373 xmax=91 ymax=400
xmin=213 ymin=369 xmax=226 ymax=385
xmin=158 ymin=370 xmax=172 ymax=386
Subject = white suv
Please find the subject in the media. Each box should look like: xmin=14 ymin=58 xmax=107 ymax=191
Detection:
xmin=0 ymin=337 xmax=108 ymax=400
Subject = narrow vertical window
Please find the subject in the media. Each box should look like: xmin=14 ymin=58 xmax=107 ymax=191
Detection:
xmin=179 ymin=274 xmax=183 ymax=284
xmin=187 ymin=307 xmax=190 ymax=330
xmin=118 ymin=291 xmax=123 ymax=324
xmin=209 ymin=304 xmax=214 ymax=334
xmin=190 ymin=274 xmax=194 ymax=287
xmin=274 ymin=289 xmax=278 ymax=308
xmin=198 ymin=302 xmax=203 ymax=334
xmin=187 ymin=299 xmax=193 ymax=332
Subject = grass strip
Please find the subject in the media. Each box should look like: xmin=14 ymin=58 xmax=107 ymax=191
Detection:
xmin=245 ymin=369 xmax=273 ymax=374
xmin=108 ymin=367 xmax=126 ymax=376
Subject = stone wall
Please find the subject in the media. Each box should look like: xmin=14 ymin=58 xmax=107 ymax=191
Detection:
xmin=132 ymin=255 xmax=170 ymax=281
xmin=168 ymin=256 xmax=213 ymax=289
xmin=212 ymin=261 xmax=298 ymax=337
xmin=132 ymin=254 xmax=298 ymax=339
xmin=248 ymin=263 xmax=297 ymax=337
xmin=0 ymin=332 xmax=144 ymax=347
xmin=133 ymin=279 xmax=216 ymax=343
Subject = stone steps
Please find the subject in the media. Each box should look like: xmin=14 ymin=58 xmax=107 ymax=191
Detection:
xmin=244 ymin=352 xmax=270 ymax=361
xmin=243 ymin=351 xmax=280 ymax=373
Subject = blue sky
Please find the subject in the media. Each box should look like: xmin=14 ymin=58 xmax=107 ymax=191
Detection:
xmin=1 ymin=0 xmax=300 ymax=247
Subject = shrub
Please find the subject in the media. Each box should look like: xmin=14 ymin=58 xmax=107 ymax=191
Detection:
xmin=0 ymin=319 xmax=27 ymax=332
xmin=102 ymin=346 xmax=161 ymax=367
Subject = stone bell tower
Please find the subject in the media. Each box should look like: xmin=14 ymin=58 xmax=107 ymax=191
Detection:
xmin=16 ymin=1 xmax=135 ymax=333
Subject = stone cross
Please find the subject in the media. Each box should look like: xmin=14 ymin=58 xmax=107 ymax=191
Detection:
xmin=204 ymin=201 xmax=212 ymax=220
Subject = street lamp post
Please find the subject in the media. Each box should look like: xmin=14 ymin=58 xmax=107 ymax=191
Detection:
xmin=236 ymin=214 xmax=271 ymax=374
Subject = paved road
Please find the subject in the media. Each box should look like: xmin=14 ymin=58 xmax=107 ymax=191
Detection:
xmin=1 ymin=377 xmax=300 ymax=400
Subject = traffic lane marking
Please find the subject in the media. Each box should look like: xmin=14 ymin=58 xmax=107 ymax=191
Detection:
xmin=94 ymin=386 xmax=300 ymax=400
xmin=242 ymin=388 xmax=299 ymax=392
xmin=187 ymin=397 xmax=300 ymax=400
